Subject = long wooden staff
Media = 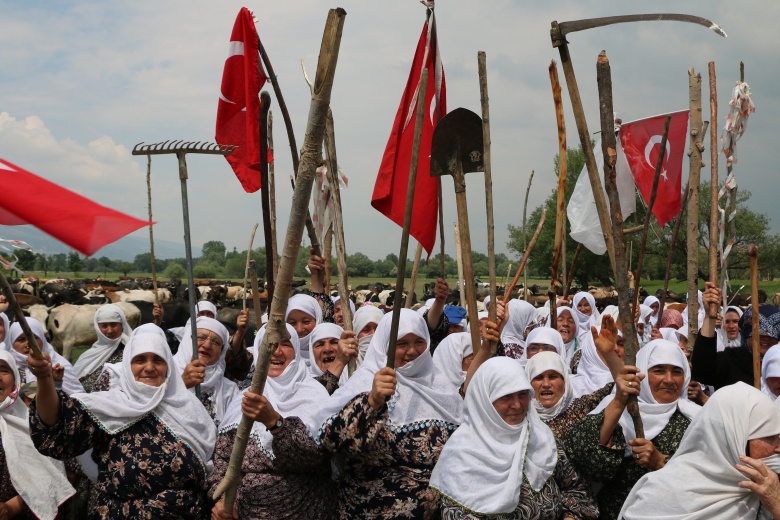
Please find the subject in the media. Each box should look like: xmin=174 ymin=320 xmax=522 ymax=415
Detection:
xmin=687 ymin=68 xmax=704 ymax=341
xmin=597 ymin=51 xmax=643 ymax=438
xmin=213 ymin=9 xmax=346 ymax=512
xmin=268 ymin=111 xmax=279 ymax=278
xmin=242 ymin=223 xmax=259 ymax=312
xmin=748 ymin=244 xmax=760 ymax=389
xmin=438 ymin=183 xmax=446 ymax=279
xmin=707 ymin=61 xmax=719 ymax=319
xmin=249 ymin=260 xmax=264 ymax=333
xmin=478 ymin=51 xmax=498 ymax=350
xmin=405 ymin=243 xmax=423 ymax=309
xmin=259 ymin=91 xmax=275 ymax=304
xmin=0 ymin=272 xmax=43 ymax=359
xmin=522 ymin=170 xmax=535 ymax=300
xmin=503 ymin=209 xmax=546 ymax=303
xmin=146 ymin=155 xmax=160 ymax=324
xmin=323 ymin=109 xmax=356 ymax=375
xmin=386 ymin=69 xmax=428 ymax=368
xmin=454 ymin=223 xmax=465 ymax=307
xmin=548 ymin=61 xmax=567 ymax=323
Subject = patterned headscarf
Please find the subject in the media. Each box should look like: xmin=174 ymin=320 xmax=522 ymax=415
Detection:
xmin=739 ymin=304 xmax=780 ymax=341
xmin=658 ymin=309 xmax=684 ymax=329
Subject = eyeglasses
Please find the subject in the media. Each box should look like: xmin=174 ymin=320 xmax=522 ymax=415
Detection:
xmin=197 ymin=333 xmax=223 ymax=349
xmin=527 ymin=344 xmax=557 ymax=353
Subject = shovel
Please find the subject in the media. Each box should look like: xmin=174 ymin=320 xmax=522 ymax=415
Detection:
xmin=431 ymin=107 xmax=484 ymax=354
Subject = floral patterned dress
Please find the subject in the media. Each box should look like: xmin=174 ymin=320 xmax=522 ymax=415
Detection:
xmin=543 ymin=383 xmax=614 ymax=440
xmin=78 ymin=344 xmax=125 ymax=393
xmin=319 ymin=392 xmax=456 ymax=519
xmin=208 ymin=417 xmax=336 ymax=519
xmin=29 ymin=391 xmax=208 ymax=520
xmin=438 ymin=442 xmax=599 ymax=520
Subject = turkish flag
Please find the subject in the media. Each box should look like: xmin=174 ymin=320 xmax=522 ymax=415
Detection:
xmin=371 ymin=14 xmax=445 ymax=258
xmin=0 ymin=158 xmax=151 ymax=256
xmin=619 ymin=110 xmax=689 ymax=227
xmin=215 ymin=8 xmax=268 ymax=193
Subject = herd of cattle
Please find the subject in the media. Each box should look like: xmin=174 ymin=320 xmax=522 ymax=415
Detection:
xmin=2 ymin=275 xmax=773 ymax=362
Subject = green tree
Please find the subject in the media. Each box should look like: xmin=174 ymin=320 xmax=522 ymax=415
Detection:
xmin=223 ymin=256 xmax=246 ymax=278
xmin=50 ymin=253 xmax=66 ymax=276
xmin=346 ymin=252 xmax=374 ymax=277
xmin=35 ymin=253 xmax=50 ymax=276
xmin=163 ymin=262 xmax=186 ymax=280
xmin=133 ymin=253 xmax=152 ymax=272
xmin=98 ymin=256 xmax=113 ymax=277
xmin=15 ymin=249 xmax=35 ymax=271
xmin=117 ymin=262 xmax=134 ymax=277
xmin=193 ymin=261 xmax=218 ymax=279
xmin=202 ymin=241 xmax=227 ymax=265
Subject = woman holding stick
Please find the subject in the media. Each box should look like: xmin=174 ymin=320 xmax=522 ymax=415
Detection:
xmin=307 ymin=322 xmax=358 ymax=393
xmin=500 ymin=299 xmax=536 ymax=360
xmin=72 ymin=304 xmax=133 ymax=393
xmin=352 ymin=305 xmax=384 ymax=366
xmin=315 ymin=309 xmax=464 ymax=519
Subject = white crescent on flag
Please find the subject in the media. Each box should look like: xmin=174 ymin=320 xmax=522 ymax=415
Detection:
xmin=644 ymin=135 xmax=671 ymax=169
xmin=219 ymin=41 xmax=246 ymax=104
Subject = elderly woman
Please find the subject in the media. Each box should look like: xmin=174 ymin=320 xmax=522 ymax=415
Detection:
xmin=307 ymin=322 xmax=357 ymax=393
xmin=173 ymin=316 xmax=238 ymax=428
xmin=572 ymin=292 xmax=601 ymax=339
xmin=332 ymin=296 xmax=355 ymax=328
xmin=620 ymin=382 xmax=780 ymax=519
xmin=432 ymin=332 xmax=474 ymax=396
xmin=72 ymin=304 xmax=133 ymax=392
xmin=316 ymin=308 xmax=463 ymax=518
xmin=210 ymin=324 xmax=336 ymax=519
xmin=761 ymin=344 xmax=780 ymax=401
xmin=643 ymin=295 xmax=661 ymax=327
xmin=4 ymin=318 xmax=83 ymax=396
xmin=500 ymin=299 xmax=536 ymax=360
xmin=518 ymin=327 xmax=565 ymax=366
xmin=1 ymin=350 xmax=75 ymax=520
xmin=28 ymin=324 xmax=215 ymax=519
xmin=352 ymin=305 xmax=384 ymax=366
xmin=286 ymin=294 xmax=325 ymax=365
xmin=550 ymin=306 xmax=579 ymax=367
xmin=430 ymin=357 xmax=598 ymax=519
xmin=0 ymin=312 xmax=8 ymax=349
xmin=565 ymin=339 xmax=700 ymax=520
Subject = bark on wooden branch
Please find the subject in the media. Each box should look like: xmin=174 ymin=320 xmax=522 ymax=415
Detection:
xmin=268 ymin=111 xmax=279 ymax=279
xmin=260 ymin=91 xmax=275 ymax=304
xmin=749 ymin=244 xmax=760 ymax=389
xmin=146 ymin=156 xmax=160 ymax=314
xmin=687 ymin=68 xmax=704 ymax=341
xmin=548 ymin=60 xmax=567 ymax=323
xmin=522 ymin=170 xmax=535 ymax=300
xmin=504 ymin=209 xmax=547 ymax=303
xmin=708 ymin=61 xmax=719 ymax=319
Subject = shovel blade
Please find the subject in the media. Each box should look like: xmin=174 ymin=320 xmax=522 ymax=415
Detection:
xmin=430 ymin=108 xmax=484 ymax=178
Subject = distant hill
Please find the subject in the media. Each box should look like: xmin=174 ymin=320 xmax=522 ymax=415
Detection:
xmin=0 ymin=225 xmax=201 ymax=261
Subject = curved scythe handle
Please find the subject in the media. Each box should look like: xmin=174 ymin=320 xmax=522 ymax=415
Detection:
xmin=556 ymin=13 xmax=727 ymax=40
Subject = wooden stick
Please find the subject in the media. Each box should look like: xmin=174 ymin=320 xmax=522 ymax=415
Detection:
xmin=146 ymin=155 xmax=160 ymax=321
xmin=438 ymin=183 xmax=446 ymax=280
xmin=242 ymin=224 xmax=259 ymax=312
xmin=631 ymin=116 xmax=671 ymax=315
xmin=564 ymin=243 xmax=582 ymax=299
xmin=522 ymin=170 xmax=535 ymax=300
xmin=708 ymin=62 xmax=719 ymax=319
xmin=454 ymin=223 xmax=465 ymax=308
xmin=748 ymin=244 xmax=760 ymax=389
xmin=0 ymin=271 xmax=43 ymax=359
xmin=323 ymin=227 xmax=333 ymax=292
xmin=406 ymin=242 xmax=423 ymax=309
xmin=548 ymin=60 xmax=567 ymax=324
xmin=386 ymin=69 xmax=428 ymax=369
xmin=249 ymin=260 xmax=263 ymax=337
xmin=323 ymin=109 xmax=355 ymax=375
xmin=259 ymin=92 xmax=275 ymax=305
xmin=503 ymin=209 xmax=546 ymax=303
xmin=478 ymin=51 xmax=498 ymax=349
xmin=687 ymin=68 xmax=704 ymax=342
xmin=504 ymin=263 xmax=512 ymax=289
xmin=214 ymin=8 xmax=347 ymax=511
xmin=597 ymin=50 xmax=643 ymax=439
xmin=268 ymin=111 xmax=279 ymax=280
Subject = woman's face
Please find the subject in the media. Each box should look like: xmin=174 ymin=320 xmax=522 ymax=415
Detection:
xmin=313 ymin=336 xmax=339 ymax=373
xmin=394 ymin=333 xmax=427 ymax=368
xmin=647 ymin=363 xmax=685 ymax=404
xmin=493 ymin=390 xmax=530 ymax=425
xmin=286 ymin=310 xmax=316 ymax=338
xmin=724 ymin=311 xmax=741 ymax=340
xmin=357 ymin=322 xmax=378 ymax=339
xmin=130 ymin=353 xmax=168 ymax=387
xmin=650 ymin=302 xmax=660 ymax=315
xmin=0 ymin=360 xmax=16 ymax=402
xmin=615 ymin=335 xmax=625 ymax=360
xmin=196 ymin=328 xmax=224 ymax=366
xmin=637 ymin=322 xmax=645 ymax=336
xmin=526 ymin=343 xmax=557 ymax=360
xmin=0 ymin=320 xmax=5 ymax=343
xmin=748 ymin=434 xmax=780 ymax=459
xmin=530 ymin=370 xmax=565 ymax=408
xmin=269 ymin=340 xmax=296 ymax=378
xmin=557 ymin=311 xmax=576 ymax=343
xmin=98 ymin=321 xmax=123 ymax=340
xmin=12 ymin=334 xmax=43 ymax=355
xmin=577 ymin=298 xmax=592 ymax=316
xmin=333 ymin=301 xmax=344 ymax=326
xmin=766 ymin=377 xmax=780 ymax=397
xmin=461 ymin=353 xmax=475 ymax=372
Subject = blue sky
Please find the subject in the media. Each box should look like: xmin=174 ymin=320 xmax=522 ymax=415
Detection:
xmin=1 ymin=0 xmax=777 ymax=261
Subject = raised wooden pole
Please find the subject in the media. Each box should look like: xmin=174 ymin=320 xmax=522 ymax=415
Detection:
xmin=268 ymin=111 xmax=279 ymax=279
xmin=522 ymin=170 xmax=535 ymax=300
xmin=146 ymin=155 xmax=160 ymax=323
xmin=259 ymin=92 xmax=275 ymax=303
xmin=406 ymin=243 xmax=423 ymax=309
xmin=504 ymin=210 xmax=546 ymax=303
xmin=708 ymin=62 xmax=719 ymax=319
xmin=687 ymin=68 xmax=704 ymax=341
xmin=748 ymin=244 xmax=760 ymax=389
xmin=454 ymin=223 xmax=465 ymax=307
xmin=548 ymin=60 xmax=568 ymax=322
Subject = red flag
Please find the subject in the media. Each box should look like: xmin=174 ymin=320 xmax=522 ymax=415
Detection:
xmin=619 ymin=110 xmax=689 ymax=227
xmin=0 ymin=158 xmax=151 ymax=256
xmin=371 ymin=14 xmax=445 ymax=258
xmin=215 ymin=8 xmax=267 ymax=193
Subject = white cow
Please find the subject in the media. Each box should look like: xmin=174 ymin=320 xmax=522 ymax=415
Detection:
xmin=106 ymin=288 xmax=172 ymax=304
xmin=47 ymin=303 xmax=141 ymax=361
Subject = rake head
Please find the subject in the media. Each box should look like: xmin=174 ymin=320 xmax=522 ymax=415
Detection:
xmin=132 ymin=140 xmax=237 ymax=156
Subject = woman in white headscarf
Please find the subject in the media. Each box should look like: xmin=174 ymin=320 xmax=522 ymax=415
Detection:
xmin=518 ymin=327 xmax=565 ymax=367
xmin=332 ymin=296 xmax=355 ymax=327
xmin=643 ymin=295 xmax=661 ymax=328
xmin=565 ymin=339 xmax=701 ymax=520
xmin=569 ymin=332 xmax=617 ymax=397
xmin=431 ymin=332 xmax=474 ymax=396
xmin=500 ymin=299 xmax=536 ymax=360
xmin=28 ymin=324 xmax=215 ymax=519
xmin=761 ymin=344 xmax=780 ymax=401
xmin=0 ymin=350 xmax=75 ymax=520
xmin=316 ymin=308 xmax=463 ymax=519
xmin=637 ymin=305 xmax=654 ymax=346
xmin=352 ymin=305 xmax=384 ymax=366
xmin=572 ymin=292 xmax=601 ymax=339
xmin=173 ymin=316 xmax=238 ymax=427
xmin=0 ymin=312 xmax=9 ymax=349
xmin=430 ymin=357 xmax=598 ymax=519
xmin=620 ymin=382 xmax=780 ymax=520
xmin=286 ymin=294 xmax=324 ymax=364
xmin=719 ymin=305 xmax=744 ymax=350
xmin=209 ymin=323 xmax=337 ymax=519
xmin=5 ymin=318 xmax=83 ymax=396
xmin=307 ymin=322 xmax=357 ymax=393
xmin=72 ymin=304 xmax=133 ymax=392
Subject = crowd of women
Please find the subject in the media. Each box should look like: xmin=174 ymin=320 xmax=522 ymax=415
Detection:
xmin=3 ymin=259 xmax=780 ymax=519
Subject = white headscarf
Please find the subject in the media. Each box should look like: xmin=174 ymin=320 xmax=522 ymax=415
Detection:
xmin=5 ymin=318 xmax=84 ymax=396
xmin=286 ymin=294 xmax=323 ymax=363
xmin=500 ymin=299 xmax=536 ymax=346
xmin=547 ymin=306 xmax=578 ymax=365
xmin=220 ymin=323 xmax=329 ymax=457
xmin=72 ymin=304 xmax=133 ymax=379
xmin=307 ymin=322 xmax=348 ymax=386
xmin=569 ymin=331 xmax=612 ymax=397
xmin=719 ymin=306 xmax=744 ymax=350
xmin=590 ymin=339 xmax=700 ymax=455
xmin=352 ymin=305 xmax=384 ymax=366
xmin=526 ymin=351 xmax=574 ymax=422
xmin=73 ymin=324 xmax=215 ymax=465
xmin=170 ymin=301 xmax=220 ymax=342
xmin=430 ymin=357 xmax=557 ymax=514
xmin=313 ymin=308 xmax=462 ymax=434
xmin=0 ymin=351 xmax=75 ymax=520
xmin=0 ymin=312 xmax=9 ymax=349
xmin=572 ymin=292 xmax=601 ymax=338
xmin=173 ymin=317 xmax=238 ymax=427
xmin=659 ymin=327 xmax=680 ymax=345
xmin=519 ymin=327 xmax=565 ymax=367
xmin=620 ymin=382 xmax=780 ymax=520
xmin=643 ymin=295 xmax=660 ymax=327
xmin=332 ymin=296 xmax=356 ymax=317
xmin=638 ymin=305 xmax=654 ymax=344
xmin=432 ymin=332 xmax=473 ymax=392
xmin=761 ymin=344 xmax=780 ymax=401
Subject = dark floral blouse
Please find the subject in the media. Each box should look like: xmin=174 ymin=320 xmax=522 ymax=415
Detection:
xmin=502 ymin=342 xmax=524 ymax=360
xmin=544 ymin=383 xmax=614 ymax=440
xmin=302 ymin=289 xmax=336 ymax=323
xmin=29 ymin=391 xmax=208 ymax=520
xmin=563 ymin=409 xmax=691 ymax=520
xmin=438 ymin=442 xmax=598 ymax=520
xmin=319 ymin=392 xmax=457 ymax=519
xmin=0 ymin=441 xmax=37 ymax=519
xmin=78 ymin=344 xmax=125 ymax=393
xmin=208 ymin=417 xmax=336 ymax=519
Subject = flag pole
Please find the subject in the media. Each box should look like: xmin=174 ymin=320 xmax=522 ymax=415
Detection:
xmin=146 ymin=155 xmax=161 ymax=323
xmin=259 ymin=91 xmax=275 ymax=304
